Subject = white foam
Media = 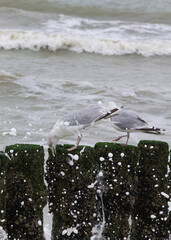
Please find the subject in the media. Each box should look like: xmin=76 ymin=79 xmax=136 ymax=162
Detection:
xmin=2 ymin=127 xmax=17 ymax=136
xmin=98 ymin=171 xmax=103 ymax=177
xmin=38 ymin=220 xmax=42 ymax=226
xmin=68 ymin=153 xmax=79 ymax=161
xmin=161 ymin=192 xmax=169 ymax=199
xmin=0 ymin=226 xmax=7 ymax=240
xmin=0 ymin=29 xmax=171 ymax=56
xmin=91 ymin=191 xmax=105 ymax=240
xmin=62 ymin=226 xmax=78 ymax=236
xmin=44 ymin=225 xmax=51 ymax=240
xmin=168 ymin=201 xmax=171 ymax=212
xmin=108 ymin=152 xmax=113 ymax=158
xmin=99 ymin=156 xmax=105 ymax=162
xmin=43 ymin=16 xmax=171 ymax=41
xmin=43 ymin=205 xmax=52 ymax=240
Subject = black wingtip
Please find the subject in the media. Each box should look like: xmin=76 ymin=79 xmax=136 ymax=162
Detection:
xmin=136 ymin=126 xmax=165 ymax=135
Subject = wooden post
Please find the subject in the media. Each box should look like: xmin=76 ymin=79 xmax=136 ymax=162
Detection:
xmin=131 ymin=140 xmax=170 ymax=240
xmin=94 ymin=142 xmax=139 ymax=240
xmin=0 ymin=140 xmax=169 ymax=239
xmin=5 ymin=144 xmax=47 ymax=240
xmin=46 ymin=144 xmax=99 ymax=240
xmin=46 ymin=143 xmax=140 ymax=240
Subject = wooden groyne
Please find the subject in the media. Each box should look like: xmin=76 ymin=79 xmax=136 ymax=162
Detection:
xmin=0 ymin=144 xmax=46 ymax=240
xmin=0 ymin=141 xmax=170 ymax=239
xmin=131 ymin=141 xmax=170 ymax=239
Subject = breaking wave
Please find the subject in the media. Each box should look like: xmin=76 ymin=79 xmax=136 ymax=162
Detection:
xmin=0 ymin=30 xmax=171 ymax=57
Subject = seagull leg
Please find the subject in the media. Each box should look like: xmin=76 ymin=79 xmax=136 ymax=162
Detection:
xmin=125 ymin=132 xmax=130 ymax=145
xmin=113 ymin=132 xmax=130 ymax=144
xmin=67 ymin=135 xmax=82 ymax=151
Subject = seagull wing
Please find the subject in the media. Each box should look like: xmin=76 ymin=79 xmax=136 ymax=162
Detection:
xmin=111 ymin=110 xmax=148 ymax=130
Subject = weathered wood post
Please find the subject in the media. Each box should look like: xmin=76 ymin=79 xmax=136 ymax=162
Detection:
xmin=94 ymin=142 xmax=139 ymax=240
xmin=46 ymin=144 xmax=100 ymax=240
xmin=3 ymin=140 xmax=161 ymax=239
xmin=46 ymin=142 xmax=140 ymax=240
xmin=131 ymin=140 xmax=170 ymax=240
xmin=4 ymin=144 xmax=47 ymax=240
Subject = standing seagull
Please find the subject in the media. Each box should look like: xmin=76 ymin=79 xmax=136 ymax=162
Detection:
xmin=48 ymin=103 xmax=119 ymax=155
xmin=109 ymin=109 xmax=164 ymax=144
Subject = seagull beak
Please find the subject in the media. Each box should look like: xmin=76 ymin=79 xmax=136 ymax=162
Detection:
xmin=106 ymin=105 xmax=123 ymax=119
xmin=51 ymin=146 xmax=56 ymax=156
xmin=105 ymin=113 xmax=119 ymax=119
xmin=95 ymin=108 xmax=119 ymax=122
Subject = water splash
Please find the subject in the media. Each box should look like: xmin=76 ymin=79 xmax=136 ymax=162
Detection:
xmin=91 ymin=171 xmax=106 ymax=240
xmin=0 ymin=226 xmax=7 ymax=240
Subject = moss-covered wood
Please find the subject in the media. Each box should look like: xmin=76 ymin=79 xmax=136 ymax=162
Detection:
xmin=46 ymin=143 xmax=140 ymax=239
xmin=2 ymin=140 xmax=169 ymax=239
xmin=46 ymin=144 xmax=101 ymax=240
xmin=5 ymin=144 xmax=46 ymax=240
xmin=131 ymin=140 xmax=170 ymax=240
xmin=94 ymin=142 xmax=139 ymax=239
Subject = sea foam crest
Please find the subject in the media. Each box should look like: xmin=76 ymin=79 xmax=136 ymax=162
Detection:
xmin=0 ymin=30 xmax=171 ymax=57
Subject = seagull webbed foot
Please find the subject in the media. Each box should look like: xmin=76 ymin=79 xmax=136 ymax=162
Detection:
xmin=67 ymin=135 xmax=82 ymax=152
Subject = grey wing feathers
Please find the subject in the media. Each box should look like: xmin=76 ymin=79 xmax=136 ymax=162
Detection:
xmin=110 ymin=109 xmax=164 ymax=134
xmin=110 ymin=110 xmax=148 ymax=130
xmin=137 ymin=116 xmax=148 ymax=125
xmin=60 ymin=106 xmax=103 ymax=127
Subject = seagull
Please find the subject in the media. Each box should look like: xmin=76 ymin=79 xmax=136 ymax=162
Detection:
xmin=48 ymin=103 xmax=119 ymax=155
xmin=109 ymin=109 xmax=164 ymax=144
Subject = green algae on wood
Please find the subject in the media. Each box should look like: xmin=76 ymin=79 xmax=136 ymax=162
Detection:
xmin=5 ymin=144 xmax=46 ymax=210
xmin=46 ymin=144 xmax=99 ymax=239
xmin=46 ymin=140 xmax=170 ymax=239
xmin=138 ymin=140 xmax=169 ymax=173
xmin=5 ymin=144 xmax=46 ymax=240
xmin=5 ymin=173 xmax=44 ymax=240
xmin=131 ymin=140 xmax=170 ymax=240
xmin=94 ymin=142 xmax=140 ymax=240
xmin=47 ymin=142 xmax=140 ymax=240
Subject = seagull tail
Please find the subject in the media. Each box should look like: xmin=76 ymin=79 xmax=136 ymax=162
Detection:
xmin=135 ymin=126 xmax=165 ymax=135
xmin=95 ymin=108 xmax=119 ymax=122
